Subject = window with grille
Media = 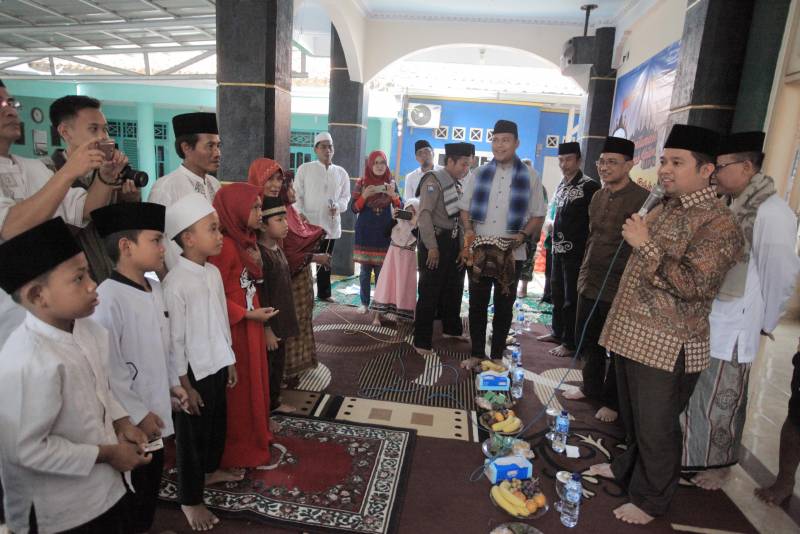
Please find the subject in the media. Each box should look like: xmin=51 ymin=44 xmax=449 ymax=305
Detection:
xmin=107 ymin=120 xmax=139 ymax=168
xmin=154 ymin=123 xmax=168 ymax=140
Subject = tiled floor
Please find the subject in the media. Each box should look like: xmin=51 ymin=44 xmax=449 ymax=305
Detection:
xmin=725 ymin=317 xmax=800 ymax=532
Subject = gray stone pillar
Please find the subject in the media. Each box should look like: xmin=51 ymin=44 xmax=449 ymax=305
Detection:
xmin=579 ymin=27 xmax=615 ymax=180
xmin=668 ymin=0 xmax=755 ymax=133
xmin=328 ymin=25 xmax=367 ymax=277
xmin=217 ymin=0 xmax=293 ymax=181
xmin=731 ymin=0 xmax=791 ymax=131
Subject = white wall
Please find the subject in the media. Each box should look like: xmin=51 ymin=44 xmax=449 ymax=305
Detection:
xmin=614 ymin=0 xmax=686 ymax=77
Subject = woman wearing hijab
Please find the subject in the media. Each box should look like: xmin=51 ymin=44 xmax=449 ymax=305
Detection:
xmin=351 ymin=151 xmax=401 ymax=313
xmin=209 ymin=183 xmax=282 ymax=469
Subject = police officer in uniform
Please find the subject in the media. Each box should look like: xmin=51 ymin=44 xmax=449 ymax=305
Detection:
xmin=413 ymin=142 xmax=474 ymax=355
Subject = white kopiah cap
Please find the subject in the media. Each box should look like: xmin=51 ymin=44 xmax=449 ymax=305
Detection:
xmin=314 ymin=131 xmax=333 ymax=146
xmin=165 ymin=193 xmax=215 ymax=239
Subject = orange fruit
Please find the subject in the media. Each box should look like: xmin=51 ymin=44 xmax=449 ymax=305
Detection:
xmin=513 ymin=490 xmax=526 ymax=502
xmin=494 ymin=412 xmax=505 ymax=422
xmin=533 ymin=493 xmax=547 ymax=507
xmin=525 ymin=500 xmax=538 ymax=513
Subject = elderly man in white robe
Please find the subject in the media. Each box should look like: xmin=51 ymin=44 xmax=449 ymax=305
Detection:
xmin=681 ymin=131 xmax=800 ymax=490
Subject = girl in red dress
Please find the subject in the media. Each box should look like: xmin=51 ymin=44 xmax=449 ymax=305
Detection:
xmin=210 ymin=183 xmax=282 ymax=469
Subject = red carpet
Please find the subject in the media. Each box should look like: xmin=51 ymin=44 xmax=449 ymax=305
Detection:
xmin=158 ymin=415 xmax=415 ymax=534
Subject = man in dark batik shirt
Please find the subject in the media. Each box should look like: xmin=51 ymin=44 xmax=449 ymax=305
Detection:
xmin=538 ymin=141 xmax=600 ymax=357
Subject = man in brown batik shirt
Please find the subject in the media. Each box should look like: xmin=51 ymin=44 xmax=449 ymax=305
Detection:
xmin=562 ymin=136 xmax=649 ymax=424
xmin=588 ymin=124 xmax=744 ymax=525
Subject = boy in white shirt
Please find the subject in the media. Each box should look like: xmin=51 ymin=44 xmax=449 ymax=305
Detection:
xmin=0 ymin=217 xmax=151 ymax=534
xmin=90 ymin=202 xmax=190 ymax=533
xmin=163 ymin=193 xmax=239 ymax=531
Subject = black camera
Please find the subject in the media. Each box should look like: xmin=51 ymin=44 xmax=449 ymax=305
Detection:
xmin=394 ymin=209 xmax=413 ymax=220
xmin=119 ymin=165 xmax=149 ymax=188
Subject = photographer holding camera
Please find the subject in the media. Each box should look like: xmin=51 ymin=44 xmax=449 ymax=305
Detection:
xmin=46 ymin=95 xmax=143 ymax=283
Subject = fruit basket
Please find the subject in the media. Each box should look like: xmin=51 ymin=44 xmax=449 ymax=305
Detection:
xmin=490 ymin=523 xmax=543 ymax=534
xmin=489 ymin=478 xmax=549 ymax=520
xmin=479 ymin=408 xmax=523 ymax=435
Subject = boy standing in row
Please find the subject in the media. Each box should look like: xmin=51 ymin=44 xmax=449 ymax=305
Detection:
xmin=0 ymin=217 xmax=151 ymax=533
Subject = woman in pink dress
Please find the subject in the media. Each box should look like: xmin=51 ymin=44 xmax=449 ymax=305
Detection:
xmin=369 ymin=198 xmax=419 ymax=327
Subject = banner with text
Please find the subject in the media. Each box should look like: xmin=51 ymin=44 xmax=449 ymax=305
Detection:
xmin=610 ymin=41 xmax=681 ymax=188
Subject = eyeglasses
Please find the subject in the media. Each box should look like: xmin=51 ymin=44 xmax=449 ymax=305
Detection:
xmin=596 ymin=158 xmax=624 ymax=167
xmin=714 ymin=160 xmax=746 ymax=173
xmin=0 ymin=98 xmax=21 ymax=111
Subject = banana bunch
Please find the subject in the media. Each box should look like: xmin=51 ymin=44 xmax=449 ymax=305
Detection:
xmin=480 ymin=360 xmax=507 ymax=373
xmin=490 ymin=484 xmax=530 ymax=517
xmin=491 ymin=415 xmax=522 ymax=433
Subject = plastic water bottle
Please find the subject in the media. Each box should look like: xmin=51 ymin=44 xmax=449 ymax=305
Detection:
xmin=560 ymin=473 xmax=582 ymax=528
xmin=551 ymin=410 xmax=569 ymax=453
xmin=511 ymin=362 xmax=524 ymax=401
xmin=511 ymin=347 xmax=522 ymax=367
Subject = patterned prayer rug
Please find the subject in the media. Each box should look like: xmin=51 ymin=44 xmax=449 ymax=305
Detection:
xmin=158 ymin=415 xmax=415 ymax=534
xmin=319 ymin=395 xmax=479 ymax=442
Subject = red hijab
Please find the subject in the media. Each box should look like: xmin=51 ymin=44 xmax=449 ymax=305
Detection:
xmin=247 ymin=158 xmax=283 ymax=194
xmin=355 ymin=150 xmax=393 ymax=209
xmin=212 ymin=183 xmax=263 ymax=279
xmin=279 ymin=171 xmax=324 ymax=273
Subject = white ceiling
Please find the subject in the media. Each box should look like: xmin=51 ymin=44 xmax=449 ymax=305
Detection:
xmin=358 ymin=0 xmax=635 ymax=24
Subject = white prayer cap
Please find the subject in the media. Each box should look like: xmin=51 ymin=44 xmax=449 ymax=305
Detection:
xmin=165 ymin=193 xmax=215 ymax=239
xmin=314 ymin=131 xmax=333 ymax=146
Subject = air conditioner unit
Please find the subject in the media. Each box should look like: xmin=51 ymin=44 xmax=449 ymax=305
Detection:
xmin=407 ymin=103 xmax=442 ymax=129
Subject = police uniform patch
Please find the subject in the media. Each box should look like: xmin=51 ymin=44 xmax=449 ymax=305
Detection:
xmin=427 ymin=184 xmax=435 ymax=193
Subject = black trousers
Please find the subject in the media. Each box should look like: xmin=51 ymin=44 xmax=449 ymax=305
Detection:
xmin=414 ymin=232 xmax=464 ymax=349
xmin=268 ymin=341 xmax=286 ymax=410
xmin=468 ymin=261 xmax=522 ymax=358
xmin=611 ymin=351 xmax=700 ymax=516
xmin=129 ymin=448 xmax=165 ymax=533
xmin=175 ymin=365 xmax=228 ymax=506
xmin=36 ymin=492 xmax=130 ymax=534
xmin=541 ymin=245 xmax=552 ymax=304
xmin=575 ymin=295 xmax=618 ymax=410
xmin=550 ymin=253 xmax=581 ymax=349
xmin=316 ymin=238 xmax=335 ymax=299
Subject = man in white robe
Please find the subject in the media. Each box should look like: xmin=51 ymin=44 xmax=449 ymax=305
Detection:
xmin=682 ymin=131 xmax=800 ymax=489
xmin=294 ymin=131 xmax=350 ymax=301
xmin=148 ymin=112 xmax=221 ymax=271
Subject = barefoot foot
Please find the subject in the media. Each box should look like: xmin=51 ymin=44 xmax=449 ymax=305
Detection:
xmin=755 ymin=481 xmax=794 ymax=505
xmin=613 ymin=502 xmax=654 ymax=525
xmin=562 ymin=387 xmax=586 ymax=401
xmin=181 ymin=504 xmax=219 ymax=531
xmin=537 ymin=333 xmax=560 ymax=344
xmin=690 ymin=467 xmax=730 ymax=490
xmin=586 ymin=463 xmax=614 ymax=479
xmin=273 ymin=403 xmax=297 ymax=414
xmin=595 ymin=406 xmax=619 ymax=423
xmin=549 ymin=344 xmax=575 ymax=358
xmin=413 ymin=344 xmax=435 ymax=356
xmin=460 ymin=356 xmax=484 ymax=370
xmin=205 ymin=469 xmax=244 ymax=486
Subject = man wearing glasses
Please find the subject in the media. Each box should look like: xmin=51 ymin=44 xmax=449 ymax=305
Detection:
xmin=562 ymin=137 xmax=648 ymax=424
xmin=538 ymin=141 xmax=600 ymax=358
xmin=0 ymin=80 xmax=121 ymax=344
xmin=682 ymin=131 xmax=799 ymax=491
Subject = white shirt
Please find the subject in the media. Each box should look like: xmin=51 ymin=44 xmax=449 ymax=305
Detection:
xmin=404 ymin=164 xmax=443 ymax=200
xmin=0 ymin=155 xmax=89 ymax=349
xmin=294 ymin=160 xmax=350 ymax=239
xmin=93 ymin=275 xmax=176 ymax=437
xmin=148 ymin=164 xmax=221 ymax=270
xmin=710 ymin=194 xmax=800 ymax=363
xmin=0 ymin=314 xmax=127 ymax=534
xmin=458 ymin=162 xmax=548 ymax=260
xmin=163 ymin=256 xmax=235 ymax=381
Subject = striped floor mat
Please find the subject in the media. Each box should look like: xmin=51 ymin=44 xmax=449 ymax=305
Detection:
xmin=356 ymin=346 xmax=477 ymax=410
